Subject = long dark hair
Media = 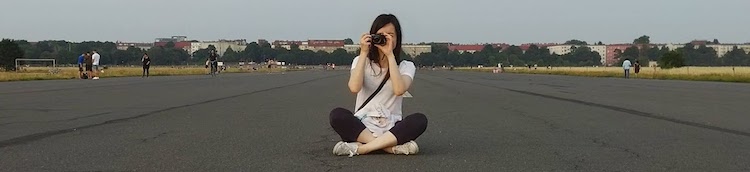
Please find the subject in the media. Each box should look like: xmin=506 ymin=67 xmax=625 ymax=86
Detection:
xmin=368 ymin=14 xmax=403 ymax=65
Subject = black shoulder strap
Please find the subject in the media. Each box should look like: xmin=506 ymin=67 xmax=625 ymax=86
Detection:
xmin=357 ymin=72 xmax=390 ymax=112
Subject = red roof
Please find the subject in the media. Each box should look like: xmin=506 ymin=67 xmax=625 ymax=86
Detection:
xmin=448 ymin=45 xmax=485 ymax=52
xmin=691 ymin=40 xmax=708 ymax=45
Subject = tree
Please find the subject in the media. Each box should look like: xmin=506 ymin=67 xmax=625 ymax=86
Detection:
xmin=563 ymin=46 xmax=601 ymax=66
xmin=659 ymin=50 xmax=685 ymax=69
xmin=632 ymin=35 xmax=651 ymax=63
xmin=146 ymin=45 xmax=189 ymax=65
xmin=616 ymin=46 xmax=640 ymax=64
xmin=0 ymin=39 xmax=25 ymax=71
xmin=647 ymin=46 xmax=664 ymax=61
xmin=722 ymin=46 xmax=748 ymax=66
xmin=683 ymin=45 xmax=719 ymax=66
xmin=242 ymin=42 xmax=262 ymax=62
xmin=223 ymin=47 xmax=238 ymax=62
xmin=633 ymin=35 xmax=650 ymax=45
xmin=115 ymin=47 xmax=145 ymax=65
xmin=596 ymin=41 xmax=604 ymax=45
xmin=712 ymin=39 xmax=720 ymax=45
xmin=564 ymin=39 xmax=588 ymax=45
xmin=344 ymin=38 xmax=354 ymax=45
xmin=165 ymin=41 xmax=176 ymax=48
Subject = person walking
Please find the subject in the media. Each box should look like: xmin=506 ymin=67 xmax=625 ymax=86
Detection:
xmin=142 ymin=53 xmax=151 ymax=77
xmin=634 ymin=60 xmax=641 ymax=78
xmin=622 ymin=58 xmax=632 ymax=79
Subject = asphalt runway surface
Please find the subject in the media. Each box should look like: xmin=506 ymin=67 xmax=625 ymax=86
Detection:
xmin=1 ymin=70 xmax=749 ymax=171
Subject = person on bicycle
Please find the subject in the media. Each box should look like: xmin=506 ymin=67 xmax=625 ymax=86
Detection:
xmin=206 ymin=50 xmax=219 ymax=75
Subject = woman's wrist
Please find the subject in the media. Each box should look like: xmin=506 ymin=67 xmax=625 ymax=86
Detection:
xmin=386 ymin=53 xmax=396 ymax=61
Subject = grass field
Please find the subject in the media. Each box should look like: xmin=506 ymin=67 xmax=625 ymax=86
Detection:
xmin=0 ymin=66 xmax=297 ymax=82
xmin=456 ymin=66 xmax=750 ymax=83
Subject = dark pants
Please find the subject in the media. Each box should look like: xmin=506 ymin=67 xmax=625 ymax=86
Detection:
xmin=143 ymin=65 xmax=150 ymax=77
xmin=210 ymin=61 xmax=218 ymax=73
xmin=624 ymin=69 xmax=630 ymax=78
xmin=329 ymin=107 xmax=427 ymax=145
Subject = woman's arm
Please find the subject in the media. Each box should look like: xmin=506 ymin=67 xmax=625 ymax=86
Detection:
xmin=348 ymin=53 xmax=369 ymax=94
xmin=348 ymin=33 xmax=372 ymax=94
xmin=386 ymin=55 xmax=412 ymax=96
xmin=378 ymin=34 xmax=412 ymax=96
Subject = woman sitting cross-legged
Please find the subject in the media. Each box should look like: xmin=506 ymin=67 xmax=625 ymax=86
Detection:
xmin=329 ymin=14 xmax=428 ymax=157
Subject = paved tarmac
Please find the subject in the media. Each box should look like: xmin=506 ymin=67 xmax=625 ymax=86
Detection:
xmin=1 ymin=70 xmax=749 ymax=171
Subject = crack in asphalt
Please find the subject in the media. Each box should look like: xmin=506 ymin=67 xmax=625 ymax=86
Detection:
xmin=0 ymin=76 xmax=219 ymax=95
xmin=421 ymin=72 xmax=643 ymax=170
xmin=590 ymin=137 xmax=641 ymax=158
xmin=438 ymin=75 xmax=750 ymax=138
xmin=0 ymin=108 xmax=70 ymax=112
xmin=0 ymin=112 xmax=114 ymax=126
xmin=141 ymin=132 xmax=168 ymax=143
xmin=503 ymin=106 xmax=643 ymax=169
xmin=0 ymin=73 xmax=344 ymax=148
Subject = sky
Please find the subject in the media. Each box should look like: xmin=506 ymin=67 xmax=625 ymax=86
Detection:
xmin=1 ymin=0 xmax=749 ymax=45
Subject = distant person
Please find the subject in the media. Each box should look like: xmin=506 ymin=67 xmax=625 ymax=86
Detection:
xmin=206 ymin=50 xmax=218 ymax=74
xmin=329 ymin=14 xmax=427 ymax=157
xmin=331 ymin=63 xmax=336 ymax=70
xmin=142 ymin=53 xmax=151 ymax=77
xmin=634 ymin=60 xmax=641 ymax=77
xmin=77 ymin=53 xmax=85 ymax=79
xmin=92 ymin=50 xmax=101 ymax=80
xmin=622 ymin=58 xmax=632 ymax=78
xmin=84 ymin=52 xmax=93 ymax=79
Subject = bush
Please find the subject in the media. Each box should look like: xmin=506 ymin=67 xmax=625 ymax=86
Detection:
xmin=659 ymin=50 xmax=685 ymax=69
xmin=0 ymin=39 xmax=25 ymax=71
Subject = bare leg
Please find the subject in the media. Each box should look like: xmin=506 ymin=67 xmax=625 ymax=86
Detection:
xmin=356 ymin=129 xmax=396 ymax=154
xmin=356 ymin=131 xmax=398 ymax=155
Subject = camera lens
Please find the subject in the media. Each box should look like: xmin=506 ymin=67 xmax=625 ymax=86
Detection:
xmin=371 ymin=34 xmax=386 ymax=45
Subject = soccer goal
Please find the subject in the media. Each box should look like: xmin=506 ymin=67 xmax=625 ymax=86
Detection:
xmin=15 ymin=58 xmax=60 ymax=74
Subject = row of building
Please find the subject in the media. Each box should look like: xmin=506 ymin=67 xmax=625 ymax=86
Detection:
xmin=117 ymin=36 xmax=249 ymax=57
xmin=270 ymin=40 xmax=432 ymax=57
xmin=545 ymin=41 xmax=750 ymax=66
xmin=117 ymin=36 xmax=433 ymax=58
xmin=117 ymin=36 xmax=749 ymax=66
xmin=445 ymin=40 xmax=750 ymax=66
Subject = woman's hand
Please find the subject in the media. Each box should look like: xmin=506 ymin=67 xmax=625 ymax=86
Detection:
xmin=359 ymin=33 xmax=372 ymax=55
xmin=374 ymin=34 xmax=395 ymax=58
xmin=350 ymin=33 xmax=372 ymax=94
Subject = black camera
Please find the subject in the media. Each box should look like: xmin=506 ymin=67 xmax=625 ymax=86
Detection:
xmin=370 ymin=33 xmax=387 ymax=45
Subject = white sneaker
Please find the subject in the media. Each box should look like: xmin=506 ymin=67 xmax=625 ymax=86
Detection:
xmin=392 ymin=141 xmax=419 ymax=155
xmin=332 ymin=141 xmax=359 ymax=157
xmin=93 ymin=77 xmax=100 ymax=80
